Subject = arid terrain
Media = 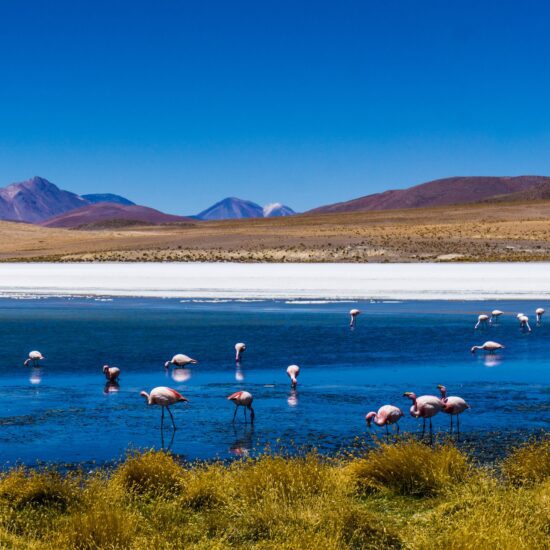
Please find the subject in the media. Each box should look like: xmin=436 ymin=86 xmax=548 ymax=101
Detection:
xmin=2 ymin=199 xmax=550 ymax=262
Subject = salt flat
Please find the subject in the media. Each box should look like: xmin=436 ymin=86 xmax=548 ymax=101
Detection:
xmin=0 ymin=262 xmax=548 ymax=299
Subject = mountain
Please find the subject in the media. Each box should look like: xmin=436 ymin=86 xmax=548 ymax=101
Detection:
xmin=263 ymin=203 xmax=296 ymax=217
xmin=0 ymin=176 xmax=88 ymax=223
xmin=41 ymin=203 xmax=192 ymax=228
xmin=308 ymin=176 xmax=550 ymax=214
xmin=197 ymin=197 xmax=295 ymax=220
xmin=197 ymin=197 xmax=264 ymax=220
xmin=82 ymin=193 xmax=135 ymax=206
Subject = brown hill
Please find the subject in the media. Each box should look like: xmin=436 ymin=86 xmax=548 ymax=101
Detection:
xmin=41 ymin=203 xmax=193 ymax=228
xmin=308 ymin=176 xmax=550 ymax=214
xmin=483 ymin=181 xmax=550 ymax=203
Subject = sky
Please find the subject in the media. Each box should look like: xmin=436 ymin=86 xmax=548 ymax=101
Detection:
xmin=1 ymin=0 xmax=550 ymax=215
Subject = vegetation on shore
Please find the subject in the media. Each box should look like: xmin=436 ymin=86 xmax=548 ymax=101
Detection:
xmin=0 ymin=438 xmax=548 ymax=549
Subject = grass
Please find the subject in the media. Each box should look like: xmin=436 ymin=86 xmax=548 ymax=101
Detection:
xmin=0 ymin=438 xmax=547 ymax=549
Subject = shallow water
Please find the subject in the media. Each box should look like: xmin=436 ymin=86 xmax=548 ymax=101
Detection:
xmin=0 ymin=297 xmax=548 ymax=467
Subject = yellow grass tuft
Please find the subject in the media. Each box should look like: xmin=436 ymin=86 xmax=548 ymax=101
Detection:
xmin=501 ymin=437 xmax=550 ymax=486
xmin=347 ymin=439 xmax=470 ymax=497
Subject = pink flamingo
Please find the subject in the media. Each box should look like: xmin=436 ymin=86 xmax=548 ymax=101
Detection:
xmin=536 ymin=308 xmax=545 ymax=324
xmin=140 ymin=386 xmax=189 ymax=430
xmin=24 ymin=351 xmax=44 ymax=367
xmin=365 ymin=405 xmax=404 ymax=434
xmin=403 ymin=391 xmax=444 ymax=436
xmin=349 ymin=309 xmax=361 ymax=327
xmin=474 ymin=314 xmax=489 ymax=330
xmin=490 ymin=310 xmax=503 ymax=324
xmin=471 ymin=341 xmax=504 ymax=354
xmin=227 ymin=391 xmax=255 ymax=423
xmin=517 ymin=314 xmax=531 ymax=332
xmin=164 ymin=354 xmax=198 ymax=369
xmin=437 ymin=385 xmax=470 ymax=432
xmin=102 ymin=365 xmax=120 ymax=382
xmin=235 ymin=343 xmax=246 ymax=362
xmin=286 ymin=364 xmax=300 ymax=387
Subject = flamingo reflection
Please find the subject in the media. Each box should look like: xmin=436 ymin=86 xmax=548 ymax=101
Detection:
xmin=287 ymin=388 xmax=298 ymax=407
xmin=104 ymin=380 xmax=120 ymax=394
xmin=171 ymin=368 xmax=192 ymax=383
xmin=29 ymin=368 xmax=42 ymax=385
xmin=235 ymin=363 xmax=244 ymax=381
xmin=229 ymin=425 xmax=254 ymax=457
xmin=483 ymin=354 xmax=502 ymax=368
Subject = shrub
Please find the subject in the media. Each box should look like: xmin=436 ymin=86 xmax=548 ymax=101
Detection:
xmin=347 ymin=440 xmax=470 ymax=497
xmin=501 ymin=438 xmax=550 ymax=486
xmin=0 ymin=468 xmax=75 ymax=510
xmin=53 ymin=503 xmax=139 ymax=549
xmin=111 ymin=450 xmax=184 ymax=496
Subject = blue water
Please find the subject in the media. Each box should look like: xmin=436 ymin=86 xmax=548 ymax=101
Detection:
xmin=0 ymin=297 xmax=548 ymax=467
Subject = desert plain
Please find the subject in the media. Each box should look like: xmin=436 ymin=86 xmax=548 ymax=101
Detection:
xmin=1 ymin=199 xmax=550 ymax=262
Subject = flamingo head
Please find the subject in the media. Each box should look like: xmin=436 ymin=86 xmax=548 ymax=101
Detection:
xmin=365 ymin=412 xmax=376 ymax=427
xmin=164 ymin=361 xmax=171 ymax=368
xmin=102 ymin=365 xmax=110 ymax=374
xmin=403 ymin=391 xmax=416 ymax=401
xmin=179 ymin=395 xmax=189 ymax=403
xmin=470 ymin=346 xmax=478 ymax=354
xmin=140 ymin=391 xmax=150 ymax=403
xmin=437 ymin=385 xmax=447 ymax=398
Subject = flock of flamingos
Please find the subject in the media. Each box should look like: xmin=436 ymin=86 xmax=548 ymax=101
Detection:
xmin=21 ymin=306 xmax=545 ymax=437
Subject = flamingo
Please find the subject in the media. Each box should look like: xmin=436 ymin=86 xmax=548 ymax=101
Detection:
xmin=102 ymin=365 xmax=120 ymax=382
xmin=474 ymin=314 xmax=489 ymax=330
xmin=470 ymin=341 xmax=505 ymax=353
xmin=536 ymin=308 xmax=545 ymax=324
xmin=140 ymin=386 xmax=189 ymax=430
xmin=437 ymin=385 xmax=470 ymax=432
xmin=286 ymin=364 xmax=300 ymax=387
xmin=24 ymin=351 xmax=44 ymax=367
xmin=403 ymin=392 xmax=444 ymax=436
xmin=349 ymin=309 xmax=360 ymax=327
xmin=518 ymin=314 xmax=532 ymax=332
xmin=490 ymin=310 xmax=503 ymax=324
xmin=227 ymin=391 xmax=255 ymax=423
xmin=235 ymin=343 xmax=246 ymax=362
xmin=365 ymin=405 xmax=404 ymax=434
xmin=164 ymin=354 xmax=198 ymax=369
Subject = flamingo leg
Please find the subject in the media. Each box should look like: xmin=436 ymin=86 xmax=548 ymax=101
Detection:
xmin=429 ymin=417 xmax=433 ymax=435
xmin=167 ymin=406 xmax=176 ymax=430
xmin=161 ymin=407 xmax=165 ymax=430
xmin=450 ymin=415 xmax=453 ymax=433
xmin=422 ymin=418 xmax=426 ymax=437
xmin=457 ymin=414 xmax=460 ymax=433
xmin=396 ymin=423 xmax=400 ymax=434
xmin=243 ymin=406 xmax=247 ymax=423
xmin=232 ymin=405 xmax=238 ymax=422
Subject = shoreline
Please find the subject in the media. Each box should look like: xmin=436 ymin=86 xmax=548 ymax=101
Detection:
xmin=0 ymin=262 xmax=549 ymax=300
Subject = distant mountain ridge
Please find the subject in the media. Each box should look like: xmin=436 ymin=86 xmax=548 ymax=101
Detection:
xmin=41 ymin=203 xmax=192 ymax=228
xmin=0 ymin=177 xmax=137 ymax=223
xmin=82 ymin=193 xmax=135 ymax=206
xmin=197 ymin=197 xmax=295 ymax=220
xmin=308 ymin=176 xmax=550 ymax=214
xmin=0 ymin=177 xmax=88 ymax=223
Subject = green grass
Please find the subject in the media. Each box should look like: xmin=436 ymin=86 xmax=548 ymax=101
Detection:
xmin=0 ymin=439 xmax=547 ymax=549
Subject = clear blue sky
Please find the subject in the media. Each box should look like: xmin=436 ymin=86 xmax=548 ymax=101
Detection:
xmin=1 ymin=0 xmax=550 ymax=214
